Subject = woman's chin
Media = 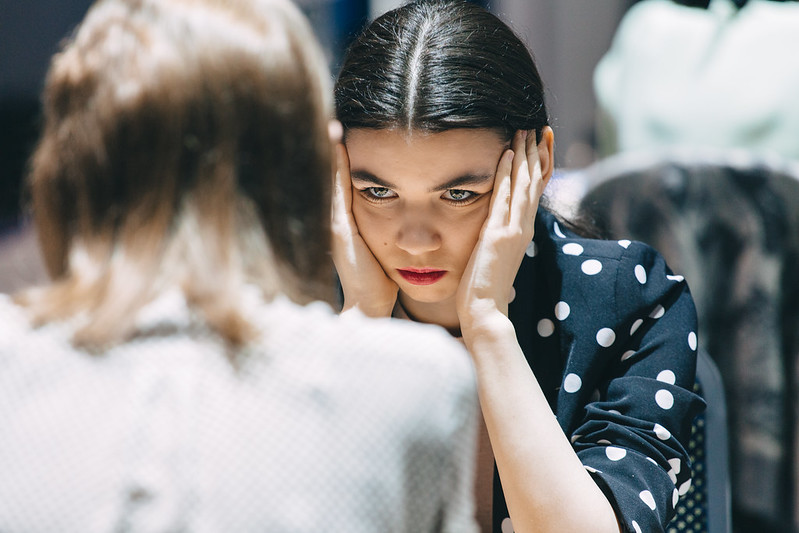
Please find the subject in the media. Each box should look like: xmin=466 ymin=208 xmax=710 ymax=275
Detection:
xmin=398 ymin=284 xmax=457 ymax=306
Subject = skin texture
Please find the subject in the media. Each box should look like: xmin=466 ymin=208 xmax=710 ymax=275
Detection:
xmin=333 ymin=126 xmax=622 ymax=533
xmin=343 ymin=128 xmax=507 ymax=333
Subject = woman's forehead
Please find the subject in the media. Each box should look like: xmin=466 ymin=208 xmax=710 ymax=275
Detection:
xmin=345 ymin=128 xmax=506 ymax=186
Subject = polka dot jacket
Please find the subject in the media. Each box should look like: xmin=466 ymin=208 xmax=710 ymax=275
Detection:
xmin=496 ymin=208 xmax=706 ymax=533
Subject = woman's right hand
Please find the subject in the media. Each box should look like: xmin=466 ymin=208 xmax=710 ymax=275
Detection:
xmin=331 ymin=143 xmax=399 ymax=317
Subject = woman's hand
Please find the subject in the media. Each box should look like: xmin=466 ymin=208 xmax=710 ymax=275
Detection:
xmin=331 ymin=144 xmax=399 ymax=317
xmin=456 ymin=129 xmax=547 ymax=338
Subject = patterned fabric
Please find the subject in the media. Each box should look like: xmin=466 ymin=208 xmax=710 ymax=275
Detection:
xmin=577 ymin=152 xmax=799 ymax=532
xmin=0 ymin=290 xmax=479 ymax=533
xmin=496 ymin=208 xmax=705 ymax=533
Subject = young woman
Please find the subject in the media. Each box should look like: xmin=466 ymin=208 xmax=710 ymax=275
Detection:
xmin=333 ymin=1 xmax=705 ymax=532
xmin=0 ymin=1 xmax=479 ymax=531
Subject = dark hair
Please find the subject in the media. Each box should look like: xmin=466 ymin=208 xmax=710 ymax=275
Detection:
xmin=335 ymin=0 xmax=549 ymax=141
xmin=18 ymin=0 xmax=334 ymax=348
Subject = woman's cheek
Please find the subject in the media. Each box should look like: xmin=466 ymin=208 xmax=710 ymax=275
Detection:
xmin=460 ymin=203 xmax=490 ymax=250
xmin=352 ymin=203 xmax=394 ymax=252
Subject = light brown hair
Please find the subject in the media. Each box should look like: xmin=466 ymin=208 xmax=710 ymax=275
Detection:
xmin=17 ymin=0 xmax=334 ymax=348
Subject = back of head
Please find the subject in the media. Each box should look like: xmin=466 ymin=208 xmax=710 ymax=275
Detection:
xmin=22 ymin=0 xmax=334 ymax=348
xmin=334 ymin=0 xmax=549 ymax=140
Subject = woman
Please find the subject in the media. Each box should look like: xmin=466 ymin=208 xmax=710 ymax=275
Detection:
xmin=0 ymin=1 xmax=479 ymax=531
xmin=333 ymin=1 xmax=705 ymax=532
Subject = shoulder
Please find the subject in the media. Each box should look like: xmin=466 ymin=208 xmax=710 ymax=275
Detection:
xmin=0 ymin=294 xmax=28 ymax=333
xmin=0 ymin=294 xmax=46 ymax=355
xmin=257 ymin=298 xmax=476 ymax=393
xmin=536 ymin=209 xmax=685 ymax=292
xmin=526 ymin=209 xmax=696 ymax=337
xmin=250 ymin=299 xmax=478 ymax=438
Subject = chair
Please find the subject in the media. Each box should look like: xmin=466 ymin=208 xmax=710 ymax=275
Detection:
xmin=667 ymin=348 xmax=731 ymax=533
xmin=575 ymin=150 xmax=799 ymax=531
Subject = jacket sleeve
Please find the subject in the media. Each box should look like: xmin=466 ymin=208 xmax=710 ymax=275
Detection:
xmin=571 ymin=242 xmax=706 ymax=533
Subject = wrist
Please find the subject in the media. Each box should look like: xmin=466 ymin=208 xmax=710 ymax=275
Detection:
xmin=460 ymin=306 xmax=516 ymax=350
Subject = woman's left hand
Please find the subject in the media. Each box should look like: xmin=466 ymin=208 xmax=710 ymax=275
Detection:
xmin=456 ymin=129 xmax=547 ymax=336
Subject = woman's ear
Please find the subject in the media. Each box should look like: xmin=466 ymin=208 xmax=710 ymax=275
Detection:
xmin=535 ymin=126 xmax=555 ymax=187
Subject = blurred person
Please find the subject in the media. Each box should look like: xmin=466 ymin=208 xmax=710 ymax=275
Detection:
xmin=0 ymin=1 xmax=479 ymax=532
xmin=594 ymin=0 xmax=799 ymax=161
xmin=333 ymin=1 xmax=704 ymax=532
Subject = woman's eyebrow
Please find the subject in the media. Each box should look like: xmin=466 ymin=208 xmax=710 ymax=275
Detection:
xmin=350 ymin=170 xmax=397 ymax=189
xmin=350 ymin=170 xmax=493 ymax=192
xmin=430 ymin=173 xmax=493 ymax=193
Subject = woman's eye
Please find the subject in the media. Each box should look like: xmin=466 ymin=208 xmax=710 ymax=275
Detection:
xmin=369 ymin=187 xmax=393 ymax=198
xmin=443 ymin=189 xmax=475 ymax=202
xmin=362 ymin=186 xmax=397 ymax=201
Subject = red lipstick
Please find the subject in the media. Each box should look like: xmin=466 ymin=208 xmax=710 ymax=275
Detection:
xmin=397 ymin=268 xmax=447 ymax=286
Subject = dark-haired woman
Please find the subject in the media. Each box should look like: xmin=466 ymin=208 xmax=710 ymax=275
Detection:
xmin=333 ymin=1 xmax=705 ymax=532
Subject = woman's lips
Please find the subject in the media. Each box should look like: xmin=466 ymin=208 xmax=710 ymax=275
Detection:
xmin=397 ymin=268 xmax=447 ymax=286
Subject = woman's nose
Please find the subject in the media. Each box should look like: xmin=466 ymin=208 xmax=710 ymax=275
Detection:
xmin=395 ymin=219 xmax=441 ymax=255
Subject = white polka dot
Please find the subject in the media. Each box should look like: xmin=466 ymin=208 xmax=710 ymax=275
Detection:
xmin=584 ymin=465 xmax=601 ymax=474
xmin=666 ymin=469 xmax=678 ymax=486
xmin=657 ymin=370 xmax=676 ymax=385
xmin=596 ymin=328 xmax=616 ymax=347
xmin=646 ymin=457 xmax=658 ymax=466
xmin=606 ymin=446 xmax=627 ymax=461
xmin=621 ymin=350 xmax=636 ymax=362
xmin=501 ymin=516 xmax=514 ymax=533
xmin=673 ymin=488 xmax=680 ymax=508
xmin=630 ymin=318 xmax=643 ymax=335
xmin=608 ymin=409 xmax=621 ymax=416
xmin=668 ymin=458 xmax=681 ymax=475
xmin=634 ymin=264 xmax=647 ymax=284
xmin=537 ymin=318 xmax=554 ymax=337
xmin=571 ymin=434 xmax=582 ymax=444
xmin=554 ymin=301 xmax=571 ymax=320
xmin=563 ymin=373 xmax=582 ymax=393
xmin=581 ymin=259 xmax=603 ymax=275
xmin=632 ymin=520 xmax=642 ymax=533
xmin=597 ymin=439 xmax=612 ymax=445
xmin=562 ymin=242 xmax=584 ymax=256
xmin=678 ymin=478 xmax=692 ymax=496
xmin=688 ymin=331 xmax=698 ymax=351
xmin=649 ymin=304 xmax=665 ymax=319
xmin=526 ymin=240 xmax=538 ymax=258
xmin=553 ymin=221 xmax=566 ymax=238
xmin=656 ymin=389 xmax=675 ymax=410
xmin=654 ymin=423 xmax=671 ymax=441
xmin=639 ymin=490 xmax=657 ymax=510
xmin=618 ymin=239 xmax=631 ymax=249
xmin=667 ymin=274 xmax=684 ymax=282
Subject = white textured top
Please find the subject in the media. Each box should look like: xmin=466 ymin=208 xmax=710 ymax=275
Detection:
xmin=0 ymin=290 xmax=478 ymax=533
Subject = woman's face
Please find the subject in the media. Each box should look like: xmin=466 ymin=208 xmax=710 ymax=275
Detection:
xmin=345 ymin=128 xmax=508 ymax=307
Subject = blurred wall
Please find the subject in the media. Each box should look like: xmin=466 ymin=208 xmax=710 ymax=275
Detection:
xmin=491 ymin=0 xmax=632 ymax=168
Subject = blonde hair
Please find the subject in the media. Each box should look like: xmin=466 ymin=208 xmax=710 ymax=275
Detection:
xmin=18 ymin=0 xmax=334 ymax=348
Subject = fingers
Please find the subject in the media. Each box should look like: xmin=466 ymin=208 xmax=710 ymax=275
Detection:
xmin=525 ymin=129 xmax=546 ymax=205
xmin=334 ymin=144 xmax=353 ymax=216
xmin=509 ymin=130 xmax=531 ymax=228
xmin=486 ymin=148 xmax=514 ymax=229
xmin=328 ymin=120 xmax=343 ymax=145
